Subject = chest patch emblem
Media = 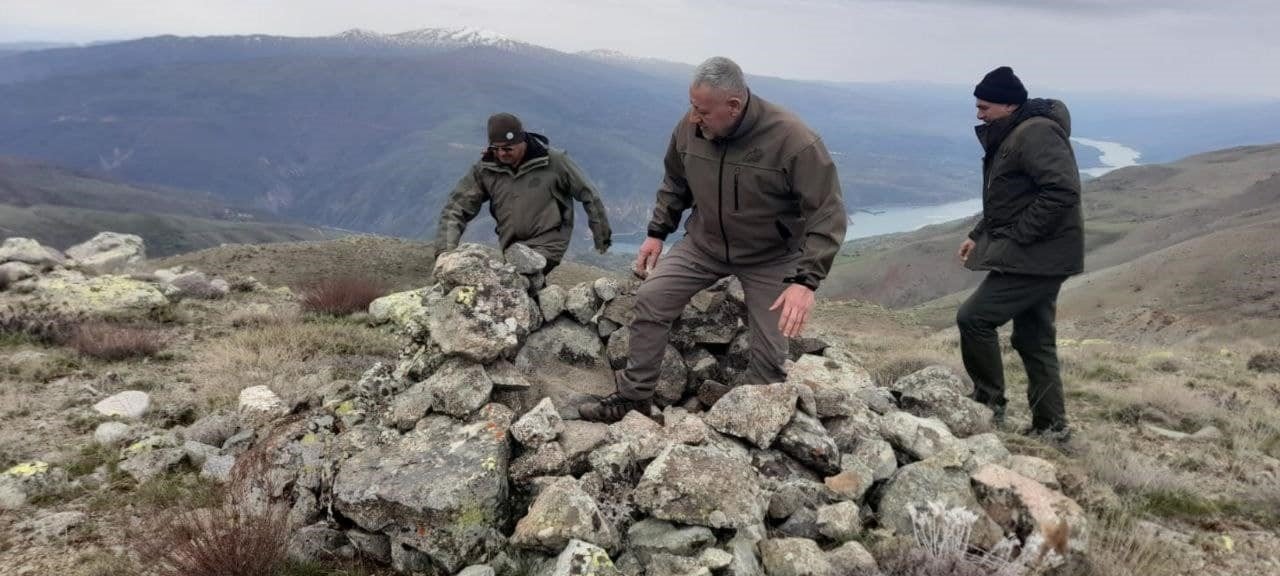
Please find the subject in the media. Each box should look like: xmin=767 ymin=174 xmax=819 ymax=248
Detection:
xmin=528 ymin=176 xmax=543 ymax=187
xmin=743 ymin=147 xmax=764 ymax=163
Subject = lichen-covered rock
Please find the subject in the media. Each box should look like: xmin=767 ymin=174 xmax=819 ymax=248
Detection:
xmin=11 ymin=270 xmax=168 ymax=319
xmin=816 ymin=501 xmax=861 ymax=542
xmin=758 ymin=538 xmax=830 ymax=576
xmin=633 ymin=444 xmax=766 ymax=529
xmin=876 ymin=460 xmax=1002 ymax=549
xmin=333 ymin=407 xmax=511 ymax=573
xmin=776 ymin=411 xmax=841 ymax=476
xmin=879 ymin=411 xmax=958 ymax=461
xmin=891 ymin=366 xmax=992 ymax=437
xmin=0 ymin=237 xmax=65 ymax=268
xmin=653 ymin=345 xmax=690 ymax=407
xmin=428 ymin=283 xmax=536 ymax=363
xmin=704 ymin=383 xmax=798 ymax=449
xmin=513 ymin=477 xmax=619 ymax=552
xmin=511 ymin=397 xmax=564 ymax=448
xmin=538 ymin=285 xmax=568 ymax=322
xmin=550 ymin=539 xmax=622 ymax=576
xmin=368 ymin=287 xmax=433 ymax=328
xmin=65 ymin=232 xmax=145 ymax=273
xmin=505 ymin=243 xmax=548 ymax=275
xmin=626 ymin=519 xmax=716 ymax=557
xmin=784 ymin=354 xmax=876 ymax=418
xmin=971 ymin=463 xmax=1088 ymax=561
xmin=93 ymin=390 xmax=151 ymax=420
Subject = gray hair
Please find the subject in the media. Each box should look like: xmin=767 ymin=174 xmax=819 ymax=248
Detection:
xmin=692 ymin=56 xmax=748 ymax=97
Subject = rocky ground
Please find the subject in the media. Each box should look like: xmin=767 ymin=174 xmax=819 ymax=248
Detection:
xmin=0 ymin=235 xmax=1277 ymax=576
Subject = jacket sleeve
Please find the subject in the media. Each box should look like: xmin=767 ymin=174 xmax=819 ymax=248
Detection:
xmin=785 ymin=137 xmax=848 ymax=290
xmin=647 ymin=124 xmax=693 ymax=240
xmin=968 ymin=216 xmax=987 ymax=241
xmin=1007 ymin=122 xmax=1081 ymax=245
xmin=435 ymin=166 xmax=488 ymax=252
xmin=560 ymin=153 xmax=612 ymax=251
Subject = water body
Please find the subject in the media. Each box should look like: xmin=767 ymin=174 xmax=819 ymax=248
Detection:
xmin=1073 ymin=137 xmax=1143 ymax=177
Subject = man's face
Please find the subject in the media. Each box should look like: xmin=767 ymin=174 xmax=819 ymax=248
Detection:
xmin=689 ymin=83 xmax=745 ymax=139
xmin=490 ymin=140 xmax=527 ymax=166
xmin=976 ymin=99 xmax=1018 ymax=124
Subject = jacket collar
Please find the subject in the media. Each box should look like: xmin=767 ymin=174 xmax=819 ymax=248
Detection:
xmin=696 ymin=91 xmax=759 ymax=143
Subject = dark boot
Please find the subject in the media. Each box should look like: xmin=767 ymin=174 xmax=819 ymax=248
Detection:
xmin=579 ymin=393 xmax=657 ymax=424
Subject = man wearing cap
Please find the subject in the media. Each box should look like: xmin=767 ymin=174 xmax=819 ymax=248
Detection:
xmin=435 ymin=113 xmax=612 ymax=273
xmin=956 ymin=66 xmax=1083 ymax=442
xmin=580 ymin=56 xmax=847 ymax=423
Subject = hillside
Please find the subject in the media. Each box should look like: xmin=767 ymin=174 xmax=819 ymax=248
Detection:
xmin=0 ymin=29 xmax=990 ymax=239
xmin=0 ymin=156 xmax=336 ymax=256
xmin=826 ymin=143 xmax=1280 ymax=342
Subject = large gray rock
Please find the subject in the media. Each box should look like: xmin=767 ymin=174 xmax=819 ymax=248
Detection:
xmin=93 ymin=422 xmax=132 ymax=447
xmin=560 ymin=420 xmax=611 ymax=468
xmin=626 ymin=519 xmax=716 ymax=557
xmin=505 ymin=243 xmax=547 ymax=275
xmin=16 ymin=511 xmax=87 ymax=543
xmin=0 ymin=262 xmax=36 ymax=286
xmin=11 ymin=270 xmax=168 ymax=319
xmin=768 ymin=479 xmax=836 ymax=521
xmin=634 ymin=444 xmax=766 ymax=529
xmin=607 ymin=329 xmax=630 ymax=370
xmin=878 ymin=411 xmax=959 ymax=461
xmin=119 ymin=447 xmax=186 ymax=483
xmin=550 ymin=539 xmax=622 ymax=576
xmin=427 ymin=358 xmax=494 ymax=418
xmin=825 ymin=541 xmax=878 ymax=575
xmin=511 ymin=397 xmax=564 ymax=448
xmin=776 ymin=411 xmax=841 ymax=476
xmin=850 ymin=436 xmax=898 ymax=482
xmin=333 ymin=407 xmax=511 ymax=573
xmin=784 ymin=355 xmax=877 ymax=418
xmin=287 ymin=522 xmax=350 ymax=563
xmin=510 ymin=442 xmax=569 ymax=484
xmin=538 ymin=285 xmax=568 ymax=322
xmin=163 ymin=271 xmax=229 ymax=300
xmin=704 ymin=383 xmax=798 ymax=449
xmin=671 ymin=279 xmax=744 ymax=349
xmin=892 ymin=366 xmax=992 ymax=437
xmin=607 ymin=411 xmax=670 ymax=461
xmin=427 ymin=283 xmax=536 ymax=364
xmin=433 ymin=243 xmax=517 ymax=289
xmin=653 ymin=345 xmax=691 ymax=407
xmin=513 ymin=477 xmax=619 ymax=552
xmin=876 ymin=460 xmax=1002 ymax=549
xmin=816 ymin=501 xmax=862 ymax=542
xmin=0 ymin=237 xmax=65 ymax=268
xmin=758 ymin=538 xmax=831 ymax=576
xmin=182 ymin=410 xmax=239 ymax=447
xmin=593 ymin=278 xmax=621 ymax=302
xmin=513 ymin=318 xmax=614 ymax=418
xmin=566 ymin=282 xmax=601 ymax=325
xmin=66 ymin=232 xmax=145 ymax=273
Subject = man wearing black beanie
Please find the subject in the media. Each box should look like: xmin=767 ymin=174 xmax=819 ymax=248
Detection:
xmin=956 ymin=67 xmax=1083 ymax=447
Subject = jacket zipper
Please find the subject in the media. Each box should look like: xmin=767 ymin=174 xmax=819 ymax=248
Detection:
xmin=717 ymin=146 xmax=732 ymax=264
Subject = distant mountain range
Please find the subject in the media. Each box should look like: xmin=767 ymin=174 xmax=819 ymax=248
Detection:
xmin=0 ymin=29 xmax=1276 ymax=250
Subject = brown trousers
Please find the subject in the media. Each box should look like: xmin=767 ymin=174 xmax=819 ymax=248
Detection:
xmin=617 ymin=239 xmax=798 ymax=400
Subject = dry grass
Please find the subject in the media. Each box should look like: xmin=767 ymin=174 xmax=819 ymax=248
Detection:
xmin=299 ymin=276 xmax=388 ymax=316
xmin=1083 ymin=438 xmax=1197 ymax=496
xmin=132 ymin=501 xmax=290 ymax=576
xmin=1248 ymin=350 xmax=1280 ymax=373
xmin=189 ymin=317 xmax=397 ymax=408
xmin=1058 ymin=511 xmax=1179 ymax=576
xmin=64 ymin=321 xmax=169 ymax=361
xmin=227 ymin=304 xmax=301 ymax=329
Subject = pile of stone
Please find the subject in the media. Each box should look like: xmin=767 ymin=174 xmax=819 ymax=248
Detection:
xmin=165 ymin=243 xmax=1086 ymax=575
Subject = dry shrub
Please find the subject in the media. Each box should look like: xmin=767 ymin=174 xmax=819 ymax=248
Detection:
xmin=1248 ymin=350 xmax=1280 ymax=374
xmin=228 ymin=305 xmax=300 ymax=328
xmin=0 ymin=310 xmax=79 ymax=345
xmin=132 ymin=501 xmax=290 ymax=576
xmin=869 ymin=502 xmax=1054 ymax=576
xmin=299 ymin=276 xmax=387 ymax=316
xmin=64 ymin=321 xmax=167 ymax=361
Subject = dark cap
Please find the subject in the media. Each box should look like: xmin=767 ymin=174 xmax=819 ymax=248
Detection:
xmin=974 ymin=66 xmax=1028 ymax=106
xmin=487 ymin=113 xmax=525 ymax=145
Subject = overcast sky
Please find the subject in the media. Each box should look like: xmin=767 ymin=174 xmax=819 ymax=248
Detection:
xmin=4 ymin=0 xmax=1277 ymax=99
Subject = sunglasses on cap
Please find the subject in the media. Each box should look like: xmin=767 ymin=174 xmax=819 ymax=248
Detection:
xmin=488 ymin=144 xmax=519 ymax=153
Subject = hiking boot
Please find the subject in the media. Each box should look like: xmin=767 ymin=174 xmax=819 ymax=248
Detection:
xmin=990 ymin=404 xmax=1007 ymax=430
xmin=579 ymin=393 xmax=657 ymax=424
xmin=1022 ymin=425 xmax=1075 ymax=452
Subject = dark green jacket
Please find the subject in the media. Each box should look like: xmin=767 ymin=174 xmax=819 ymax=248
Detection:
xmin=435 ymin=133 xmax=611 ymax=264
xmin=647 ymin=94 xmax=847 ymax=290
xmin=966 ymin=98 xmax=1084 ymax=277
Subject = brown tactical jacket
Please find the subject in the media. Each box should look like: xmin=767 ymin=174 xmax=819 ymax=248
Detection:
xmin=647 ymin=94 xmax=847 ymax=289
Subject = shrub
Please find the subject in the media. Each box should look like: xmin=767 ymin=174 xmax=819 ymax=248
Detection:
xmin=1247 ymin=350 xmax=1280 ymax=374
xmin=64 ymin=321 xmax=167 ymax=361
xmin=132 ymin=501 xmax=290 ymax=576
xmin=299 ymin=276 xmax=388 ymax=316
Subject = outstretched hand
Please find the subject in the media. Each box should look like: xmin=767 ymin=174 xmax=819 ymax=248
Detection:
xmin=633 ymin=237 xmax=664 ymax=279
xmin=770 ymin=283 xmax=815 ymax=338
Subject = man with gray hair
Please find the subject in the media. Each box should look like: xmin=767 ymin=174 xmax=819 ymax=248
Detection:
xmin=581 ymin=56 xmax=847 ymax=423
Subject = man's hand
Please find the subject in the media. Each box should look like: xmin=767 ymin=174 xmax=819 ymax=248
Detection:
xmin=770 ymin=283 xmax=815 ymax=338
xmin=633 ymin=237 xmax=664 ymax=279
xmin=958 ymin=238 xmax=976 ymax=263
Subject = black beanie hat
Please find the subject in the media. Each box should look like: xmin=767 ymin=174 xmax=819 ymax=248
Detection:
xmin=974 ymin=66 xmax=1028 ymax=105
xmin=487 ymin=113 xmax=525 ymax=145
